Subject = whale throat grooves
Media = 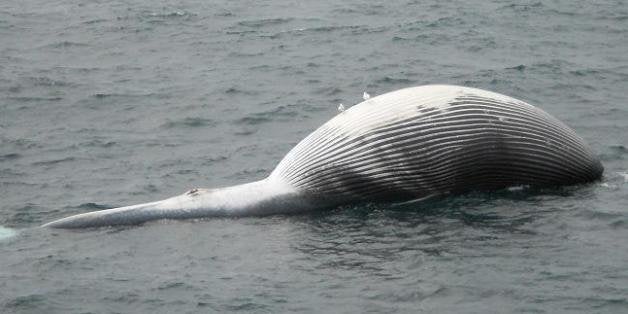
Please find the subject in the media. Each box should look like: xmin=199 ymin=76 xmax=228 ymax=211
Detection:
xmin=270 ymin=85 xmax=603 ymax=201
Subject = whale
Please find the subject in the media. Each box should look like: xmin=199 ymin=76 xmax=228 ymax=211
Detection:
xmin=43 ymin=85 xmax=603 ymax=228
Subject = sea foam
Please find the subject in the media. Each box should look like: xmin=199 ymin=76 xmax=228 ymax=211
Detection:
xmin=0 ymin=226 xmax=17 ymax=241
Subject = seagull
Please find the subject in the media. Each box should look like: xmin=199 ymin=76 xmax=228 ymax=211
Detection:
xmin=363 ymin=91 xmax=370 ymax=100
xmin=337 ymin=103 xmax=345 ymax=112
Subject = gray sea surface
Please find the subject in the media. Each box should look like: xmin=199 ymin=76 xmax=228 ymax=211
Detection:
xmin=1 ymin=0 xmax=627 ymax=313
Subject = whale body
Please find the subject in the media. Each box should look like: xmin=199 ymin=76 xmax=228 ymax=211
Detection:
xmin=43 ymin=85 xmax=603 ymax=228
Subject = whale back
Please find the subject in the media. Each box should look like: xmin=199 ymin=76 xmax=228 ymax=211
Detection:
xmin=271 ymin=85 xmax=603 ymax=202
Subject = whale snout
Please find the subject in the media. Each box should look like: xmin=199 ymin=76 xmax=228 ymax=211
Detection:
xmin=42 ymin=202 xmax=160 ymax=229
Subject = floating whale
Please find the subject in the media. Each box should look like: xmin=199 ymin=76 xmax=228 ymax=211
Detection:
xmin=43 ymin=85 xmax=603 ymax=228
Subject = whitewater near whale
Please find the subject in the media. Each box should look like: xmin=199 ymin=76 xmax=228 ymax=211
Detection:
xmin=43 ymin=85 xmax=603 ymax=228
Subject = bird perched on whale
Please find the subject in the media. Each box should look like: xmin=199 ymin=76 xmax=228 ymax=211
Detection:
xmin=43 ymin=85 xmax=603 ymax=228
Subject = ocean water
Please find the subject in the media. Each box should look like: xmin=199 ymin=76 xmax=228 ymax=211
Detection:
xmin=1 ymin=0 xmax=627 ymax=312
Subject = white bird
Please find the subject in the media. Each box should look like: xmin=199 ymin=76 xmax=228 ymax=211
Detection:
xmin=337 ymin=103 xmax=345 ymax=112
xmin=363 ymin=91 xmax=370 ymax=100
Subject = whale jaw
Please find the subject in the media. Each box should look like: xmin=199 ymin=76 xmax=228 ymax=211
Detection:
xmin=42 ymin=201 xmax=165 ymax=229
xmin=43 ymin=177 xmax=306 ymax=229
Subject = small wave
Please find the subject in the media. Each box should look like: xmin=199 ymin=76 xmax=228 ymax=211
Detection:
xmin=200 ymin=155 xmax=229 ymax=166
xmin=576 ymin=208 xmax=625 ymax=221
xmin=610 ymin=219 xmax=627 ymax=229
xmin=53 ymin=65 xmax=102 ymax=73
xmin=609 ymin=145 xmax=626 ymax=152
xmin=92 ymin=93 xmax=128 ymax=99
xmin=5 ymin=204 xmax=47 ymax=226
xmin=41 ymin=41 xmax=89 ymax=49
xmin=497 ymin=2 xmax=544 ymax=13
xmin=156 ymin=281 xmax=187 ymax=291
xmin=129 ymin=184 xmax=160 ymax=196
xmin=426 ymin=16 xmax=466 ymax=28
xmin=506 ymin=65 xmax=526 ymax=71
xmin=0 ymin=168 xmax=25 ymax=177
xmin=375 ymin=76 xmax=414 ymax=84
xmin=235 ymin=106 xmax=299 ymax=125
xmin=4 ymin=294 xmax=46 ymax=310
xmin=224 ymin=87 xmax=258 ymax=95
xmin=147 ymin=11 xmax=191 ymax=18
xmin=313 ymin=86 xmax=343 ymax=96
xmin=214 ymin=11 xmax=234 ymax=17
xmin=263 ymin=24 xmax=382 ymax=39
xmin=235 ymin=116 xmax=272 ymax=125
xmin=6 ymin=96 xmax=63 ymax=102
xmin=237 ymin=17 xmax=294 ymax=28
xmin=334 ymin=4 xmax=386 ymax=16
xmin=616 ymin=171 xmax=628 ymax=183
xmin=31 ymin=157 xmax=76 ymax=166
xmin=300 ymin=25 xmax=363 ymax=33
xmin=138 ymin=10 xmax=196 ymax=24
xmin=0 ymin=153 xmax=21 ymax=162
xmin=225 ymin=29 xmax=258 ymax=35
xmin=162 ymin=117 xmax=217 ymax=129
xmin=607 ymin=15 xmax=628 ymax=21
xmin=230 ymin=168 xmax=269 ymax=180
xmin=71 ymin=203 xmax=112 ymax=210
xmin=569 ymin=69 xmax=600 ymax=77
xmin=0 ymin=226 xmax=17 ymax=241
xmin=82 ymin=18 xmax=107 ymax=25
xmin=81 ymin=139 xmax=117 ymax=148
xmin=85 ymin=93 xmax=166 ymax=107
xmin=600 ymin=145 xmax=627 ymax=161
xmin=227 ymin=51 xmax=264 ymax=58
xmin=26 ymin=76 xmax=71 ymax=87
